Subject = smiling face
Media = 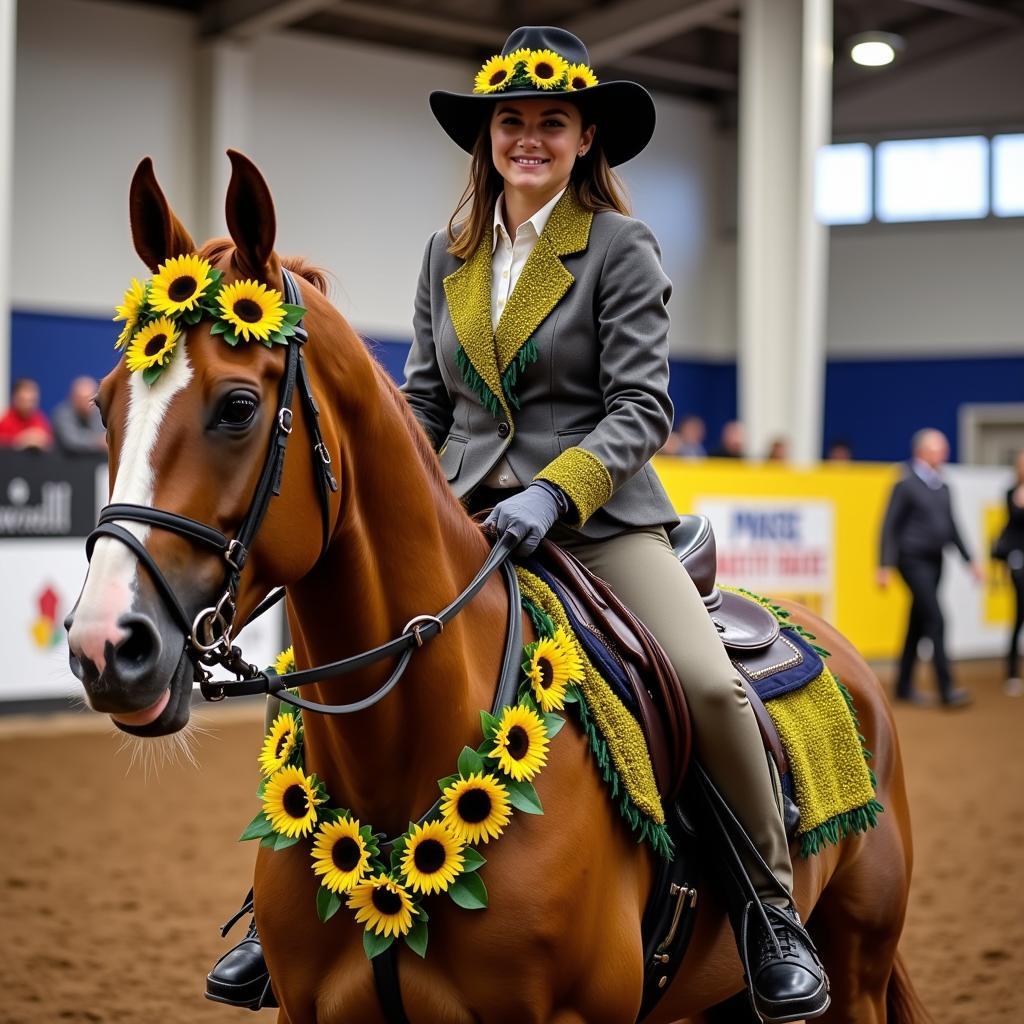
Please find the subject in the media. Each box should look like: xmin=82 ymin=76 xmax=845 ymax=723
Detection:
xmin=489 ymin=98 xmax=594 ymax=200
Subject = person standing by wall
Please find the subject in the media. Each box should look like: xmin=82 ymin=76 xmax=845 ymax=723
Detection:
xmin=52 ymin=376 xmax=107 ymax=456
xmin=993 ymin=450 xmax=1024 ymax=696
xmin=878 ymin=428 xmax=983 ymax=708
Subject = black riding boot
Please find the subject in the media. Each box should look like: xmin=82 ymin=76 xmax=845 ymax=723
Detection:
xmin=205 ymin=889 xmax=276 ymax=1011
xmin=741 ymin=901 xmax=830 ymax=1022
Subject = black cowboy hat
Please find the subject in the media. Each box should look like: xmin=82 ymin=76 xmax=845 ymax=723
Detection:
xmin=429 ymin=26 xmax=656 ymax=168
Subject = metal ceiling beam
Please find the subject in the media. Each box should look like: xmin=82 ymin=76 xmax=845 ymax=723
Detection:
xmin=203 ymin=0 xmax=336 ymax=38
xmin=610 ymin=54 xmax=737 ymax=90
xmin=898 ymin=0 xmax=1024 ymax=26
xmin=567 ymin=0 xmax=740 ymax=65
xmin=329 ymin=1 xmax=503 ymax=47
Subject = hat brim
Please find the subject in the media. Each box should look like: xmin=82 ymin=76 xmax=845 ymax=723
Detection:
xmin=429 ymin=81 xmax=656 ymax=168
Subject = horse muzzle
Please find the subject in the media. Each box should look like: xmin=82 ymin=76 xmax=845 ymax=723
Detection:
xmin=65 ymin=605 xmax=195 ymax=736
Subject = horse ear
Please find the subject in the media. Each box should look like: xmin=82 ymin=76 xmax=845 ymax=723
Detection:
xmin=129 ymin=157 xmax=196 ymax=272
xmin=225 ymin=149 xmax=277 ymax=280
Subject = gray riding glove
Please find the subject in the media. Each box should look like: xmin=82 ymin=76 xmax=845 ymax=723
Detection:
xmin=483 ymin=481 xmax=570 ymax=557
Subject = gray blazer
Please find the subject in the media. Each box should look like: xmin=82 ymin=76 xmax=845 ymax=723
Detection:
xmin=401 ymin=188 xmax=677 ymax=539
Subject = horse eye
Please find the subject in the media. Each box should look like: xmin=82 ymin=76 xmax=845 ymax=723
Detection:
xmin=218 ymin=392 xmax=259 ymax=428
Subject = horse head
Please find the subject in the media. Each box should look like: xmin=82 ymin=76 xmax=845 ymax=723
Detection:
xmin=66 ymin=152 xmax=339 ymax=737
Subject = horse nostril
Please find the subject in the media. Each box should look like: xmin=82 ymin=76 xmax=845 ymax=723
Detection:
xmin=113 ymin=614 xmax=162 ymax=678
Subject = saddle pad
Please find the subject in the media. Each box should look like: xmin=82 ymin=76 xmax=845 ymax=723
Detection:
xmin=740 ymin=629 xmax=825 ymax=702
xmin=515 ymin=566 xmax=674 ymax=859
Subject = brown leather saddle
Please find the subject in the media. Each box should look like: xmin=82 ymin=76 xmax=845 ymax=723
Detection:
xmin=535 ymin=514 xmax=797 ymax=803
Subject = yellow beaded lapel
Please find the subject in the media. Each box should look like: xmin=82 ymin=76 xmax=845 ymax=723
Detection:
xmin=444 ymin=190 xmax=594 ymax=419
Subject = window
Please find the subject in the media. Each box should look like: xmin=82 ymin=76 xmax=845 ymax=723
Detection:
xmin=815 ymin=143 xmax=872 ymax=225
xmin=992 ymin=134 xmax=1024 ymax=217
xmin=876 ymin=136 xmax=988 ymax=222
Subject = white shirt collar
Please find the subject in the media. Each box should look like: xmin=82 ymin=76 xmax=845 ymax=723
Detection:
xmin=492 ymin=187 xmax=567 ymax=251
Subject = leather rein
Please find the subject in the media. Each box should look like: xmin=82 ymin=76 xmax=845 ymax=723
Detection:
xmin=85 ymin=268 xmax=517 ymax=716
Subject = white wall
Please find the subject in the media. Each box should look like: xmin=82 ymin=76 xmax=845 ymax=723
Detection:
xmin=11 ymin=0 xmax=722 ymax=354
xmin=13 ymin=0 xmax=198 ymax=314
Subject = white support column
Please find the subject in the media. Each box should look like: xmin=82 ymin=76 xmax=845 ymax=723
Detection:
xmin=0 ymin=0 xmax=17 ymax=405
xmin=196 ymin=39 xmax=252 ymax=241
xmin=738 ymin=0 xmax=832 ymax=465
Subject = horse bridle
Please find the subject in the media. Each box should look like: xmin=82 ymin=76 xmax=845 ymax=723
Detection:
xmin=85 ymin=267 xmax=517 ymax=716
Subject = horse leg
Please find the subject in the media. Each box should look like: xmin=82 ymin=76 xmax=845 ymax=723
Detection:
xmin=806 ymin=822 xmax=911 ymax=1023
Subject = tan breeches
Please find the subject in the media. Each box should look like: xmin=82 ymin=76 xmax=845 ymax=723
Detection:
xmin=550 ymin=522 xmax=793 ymax=902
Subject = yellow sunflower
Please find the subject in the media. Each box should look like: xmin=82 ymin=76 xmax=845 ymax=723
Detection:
xmin=217 ymin=279 xmax=286 ymax=342
xmin=566 ymin=63 xmax=599 ymax=90
xmin=347 ymin=874 xmax=418 ymax=938
xmin=113 ymin=278 xmax=147 ymax=350
xmin=440 ymin=772 xmax=511 ymax=845
xmin=262 ymin=765 xmax=323 ymax=838
xmin=125 ymin=317 xmax=180 ymax=373
xmin=526 ymin=628 xmax=583 ymax=712
xmin=506 ymin=48 xmax=531 ymax=68
xmin=474 ymin=54 xmax=516 ymax=94
xmin=490 ymin=704 xmax=549 ymax=781
xmin=311 ymin=817 xmax=371 ymax=893
xmin=525 ymin=49 xmax=568 ymax=90
xmin=148 ymin=254 xmax=214 ymax=316
xmin=258 ymin=712 xmax=299 ymax=776
xmin=273 ymin=646 xmax=295 ymax=676
xmin=400 ymin=821 xmax=465 ymax=895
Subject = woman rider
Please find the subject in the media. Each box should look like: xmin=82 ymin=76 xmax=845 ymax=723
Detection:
xmin=207 ymin=26 xmax=829 ymax=1023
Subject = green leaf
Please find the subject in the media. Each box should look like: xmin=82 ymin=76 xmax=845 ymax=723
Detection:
xmin=457 ymin=745 xmax=484 ymax=778
xmin=239 ymin=811 xmax=274 ymax=841
xmin=282 ymin=303 xmax=306 ymax=322
xmin=542 ymin=712 xmax=566 ymax=738
xmin=437 ymin=774 xmax=459 ymax=793
xmin=505 ymin=778 xmax=544 ymax=815
xmin=460 ymin=847 xmax=486 ymax=873
xmin=273 ymin=832 xmax=301 ymax=851
xmin=316 ymin=886 xmax=342 ymax=923
xmin=404 ymin=919 xmax=428 ymax=958
xmin=223 ymin=332 xmax=240 ymax=347
xmin=260 ymin=834 xmax=278 ymax=848
xmin=141 ymin=365 xmax=164 ymax=386
xmin=449 ymin=871 xmax=488 ymax=910
xmin=181 ymin=306 xmax=203 ymax=325
xmin=210 ymin=319 xmax=230 ymax=335
xmin=562 ymin=686 xmax=580 ymax=705
xmin=363 ymin=929 xmax=395 ymax=959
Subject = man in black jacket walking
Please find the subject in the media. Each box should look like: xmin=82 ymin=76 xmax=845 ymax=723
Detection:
xmin=878 ymin=429 xmax=982 ymax=707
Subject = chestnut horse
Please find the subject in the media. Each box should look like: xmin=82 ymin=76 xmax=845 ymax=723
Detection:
xmin=66 ymin=152 xmax=930 ymax=1024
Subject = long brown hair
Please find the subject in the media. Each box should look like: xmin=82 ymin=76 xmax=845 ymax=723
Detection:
xmin=447 ymin=104 xmax=630 ymax=259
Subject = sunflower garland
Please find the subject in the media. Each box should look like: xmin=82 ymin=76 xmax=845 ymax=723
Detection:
xmin=239 ymin=639 xmax=569 ymax=961
xmin=472 ymin=48 xmax=598 ymax=95
xmin=110 ymin=256 xmax=306 ymax=386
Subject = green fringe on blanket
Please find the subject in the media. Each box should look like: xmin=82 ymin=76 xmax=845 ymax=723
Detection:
xmin=571 ymin=686 xmax=676 ymax=861
xmin=521 ymin=594 xmax=674 ymax=860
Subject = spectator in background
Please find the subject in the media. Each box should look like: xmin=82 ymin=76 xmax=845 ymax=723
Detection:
xmin=661 ymin=414 xmax=706 ymax=457
xmin=712 ymin=419 xmax=745 ymax=459
xmin=878 ymin=428 xmax=983 ymax=708
xmin=53 ymin=376 xmax=107 ymax=456
xmin=0 ymin=378 xmax=53 ymax=450
xmin=826 ymin=439 xmax=853 ymax=461
xmin=992 ymin=449 xmax=1024 ymax=697
xmin=766 ymin=437 xmax=789 ymax=462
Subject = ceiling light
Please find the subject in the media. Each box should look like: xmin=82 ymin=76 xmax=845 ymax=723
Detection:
xmin=848 ymin=31 xmax=905 ymax=68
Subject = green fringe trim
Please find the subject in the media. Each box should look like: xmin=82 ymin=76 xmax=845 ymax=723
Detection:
xmin=571 ymin=686 xmax=675 ymax=861
xmin=455 ymin=338 xmax=540 ymax=417
xmin=500 ymin=338 xmax=539 ymax=410
xmin=797 ymin=674 xmax=885 ymax=857
xmin=455 ymin=345 xmax=501 ymax=417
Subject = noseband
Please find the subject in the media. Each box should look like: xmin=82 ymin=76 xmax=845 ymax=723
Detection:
xmin=85 ymin=268 xmax=516 ymax=716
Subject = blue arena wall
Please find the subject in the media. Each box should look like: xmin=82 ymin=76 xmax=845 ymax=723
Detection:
xmin=11 ymin=311 xmax=1021 ymax=463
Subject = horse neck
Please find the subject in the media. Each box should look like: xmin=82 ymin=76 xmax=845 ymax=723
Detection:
xmin=286 ymin=362 xmax=504 ymax=836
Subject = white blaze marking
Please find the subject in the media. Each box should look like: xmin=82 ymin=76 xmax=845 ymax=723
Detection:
xmin=69 ymin=350 xmax=193 ymax=672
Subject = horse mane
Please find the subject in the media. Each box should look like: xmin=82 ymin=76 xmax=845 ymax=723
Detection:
xmin=197 ymin=239 xmax=330 ymax=294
